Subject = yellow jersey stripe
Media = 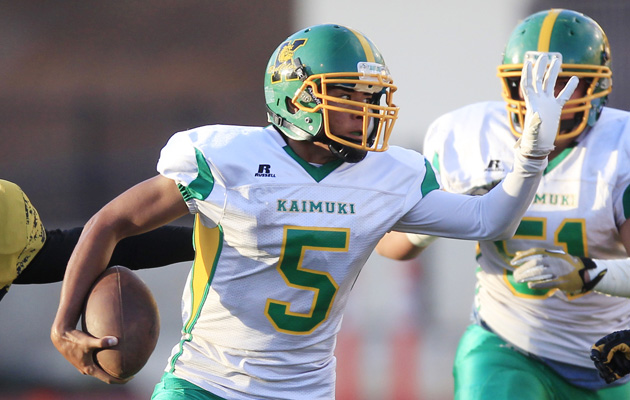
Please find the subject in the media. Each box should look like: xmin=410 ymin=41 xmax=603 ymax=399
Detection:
xmin=538 ymin=9 xmax=561 ymax=52
xmin=348 ymin=27 xmax=375 ymax=62
xmin=184 ymin=216 xmax=221 ymax=333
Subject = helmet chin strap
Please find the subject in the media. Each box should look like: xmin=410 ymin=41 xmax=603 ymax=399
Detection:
xmin=323 ymin=117 xmax=380 ymax=163
xmin=558 ymin=112 xmax=584 ymax=135
xmin=328 ymin=141 xmax=367 ymax=163
xmin=313 ymin=131 xmax=368 ymax=163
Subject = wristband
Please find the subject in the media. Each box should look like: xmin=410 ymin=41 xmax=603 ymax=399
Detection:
xmin=405 ymin=233 xmax=437 ymax=248
xmin=589 ymin=258 xmax=630 ymax=297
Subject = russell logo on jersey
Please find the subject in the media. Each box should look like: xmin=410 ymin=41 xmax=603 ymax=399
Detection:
xmin=255 ymin=164 xmax=276 ymax=178
xmin=485 ymin=159 xmax=504 ymax=172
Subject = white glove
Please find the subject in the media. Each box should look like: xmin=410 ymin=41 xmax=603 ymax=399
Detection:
xmin=516 ymin=54 xmax=579 ymax=158
xmin=511 ymin=248 xmax=606 ymax=295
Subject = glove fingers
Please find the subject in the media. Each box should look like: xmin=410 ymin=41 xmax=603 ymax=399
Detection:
xmin=593 ymin=363 xmax=616 ymax=383
xmin=556 ymin=76 xmax=579 ymax=104
xmin=513 ymin=262 xmax=551 ymax=282
xmin=604 ymin=343 xmax=630 ymax=362
xmin=527 ymin=280 xmax=559 ymax=290
xmin=591 ymin=347 xmax=603 ymax=363
xmin=520 ymin=60 xmax=534 ymax=105
xmin=542 ymin=56 xmax=561 ymax=95
xmin=597 ymin=331 xmax=630 ymax=354
xmin=518 ymin=271 xmax=554 ymax=283
xmin=610 ymin=352 xmax=630 ymax=372
xmin=511 ymin=252 xmax=544 ymax=266
xmin=532 ymin=54 xmax=549 ymax=94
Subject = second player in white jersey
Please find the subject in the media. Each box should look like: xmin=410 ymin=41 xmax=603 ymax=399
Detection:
xmin=375 ymin=8 xmax=630 ymax=399
xmin=424 ymin=100 xmax=630 ymax=369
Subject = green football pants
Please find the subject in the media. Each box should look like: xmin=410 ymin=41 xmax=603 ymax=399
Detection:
xmin=151 ymin=372 xmax=227 ymax=400
xmin=453 ymin=324 xmax=630 ymax=400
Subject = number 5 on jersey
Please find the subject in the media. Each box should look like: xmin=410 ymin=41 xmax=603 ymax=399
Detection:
xmin=265 ymin=226 xmax=348 ymax=335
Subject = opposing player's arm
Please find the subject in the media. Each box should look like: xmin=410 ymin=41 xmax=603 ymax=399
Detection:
xmin=50 ymin=175 xmax=188 ymax=384
xmin=14 ymin=225 xmax=194 ymax=285
xmin=375 ymin=231 xmax=436 ymax=260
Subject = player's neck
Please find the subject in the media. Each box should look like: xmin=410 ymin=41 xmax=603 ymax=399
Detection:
xmin=285 ymin=137 xmax=339 ymax=164
xmin=549 ymin=137 xmax=576 ymax=161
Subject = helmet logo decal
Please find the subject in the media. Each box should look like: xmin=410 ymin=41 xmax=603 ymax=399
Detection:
xmin=269 ymin=39 xmax=308 ymax=84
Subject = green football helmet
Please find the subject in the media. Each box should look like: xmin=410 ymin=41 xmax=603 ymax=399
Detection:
xmin=497 ymin=9 xmax=612 ymax=140
xmin=264 ymin=24 xmax=398 ymax=162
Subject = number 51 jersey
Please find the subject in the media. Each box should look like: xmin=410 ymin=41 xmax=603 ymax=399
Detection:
xmin=424 ymin=101 xmax=630 ymax=369
xmin=156 ymin=124 xmax=438 ymax=399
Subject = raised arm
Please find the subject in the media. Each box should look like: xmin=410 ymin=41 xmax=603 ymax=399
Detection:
xmin=393 ymin=54 xmax=577 ymax=241
xmin=50 ymin=175 xmax=188 ymax=383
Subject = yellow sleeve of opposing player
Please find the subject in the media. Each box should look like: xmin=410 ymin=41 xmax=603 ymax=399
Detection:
xmin=0 ymin=180 xmax=46 ymax=288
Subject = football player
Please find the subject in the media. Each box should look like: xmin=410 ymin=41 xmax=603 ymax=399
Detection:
xmin=376 ymin=9 xmax=630 ymax=399
xmin=49 ymin=23 xmax=575 ymax=398
xmin=0 ymin=179 xmax=194 ymax=302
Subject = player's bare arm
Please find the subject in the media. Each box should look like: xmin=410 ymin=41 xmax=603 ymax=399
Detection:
xmin=50 ymin=174 xmax=188 ymax=384
xmin=375 ymin=231 xmax=434 ymax=260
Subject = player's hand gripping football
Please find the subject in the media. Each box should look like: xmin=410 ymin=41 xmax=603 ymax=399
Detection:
xmin=51 ymin=326 xmax=128 ymax=384
xmin=517 ymin=54 xmax=579 ymax=158
xmin=591 ymin=330 xmax=630 ymax=384
xmin=511 ymin=248 xmax=606 ymax=295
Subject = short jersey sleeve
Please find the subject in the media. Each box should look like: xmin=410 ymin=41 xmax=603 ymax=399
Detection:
xmin=157 ymin=128 xmax=226 ymax=225
xmin=613 ymin=148 xmax=630 ymax=228
xmin=608 ymin=110 xmax=630 ymax=229
xmin=617 ymin=184 xmax=630 ymax=226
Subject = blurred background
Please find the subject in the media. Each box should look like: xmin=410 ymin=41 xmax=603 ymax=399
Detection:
xmin=1 ymin=1 xmax=629 ymax=399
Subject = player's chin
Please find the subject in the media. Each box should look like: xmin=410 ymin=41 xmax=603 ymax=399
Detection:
xmin=339 ymin=133 xmax=363 ymax=145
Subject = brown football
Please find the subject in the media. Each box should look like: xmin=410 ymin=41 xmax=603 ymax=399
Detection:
xmin=81 ymin=266 xmax=160 ymax=380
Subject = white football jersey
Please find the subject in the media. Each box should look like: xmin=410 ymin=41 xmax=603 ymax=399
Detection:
xmin=157 ymin=125 xmax=445 ymax=399
xmin=424 ymin=101 xmax=630 ymax=368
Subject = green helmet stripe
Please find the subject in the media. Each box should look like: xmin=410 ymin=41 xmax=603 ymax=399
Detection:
xmin=538 ymin=9 xmax=561 ymax=52
xmin=347 ymin=27 xmax=375 ymax=62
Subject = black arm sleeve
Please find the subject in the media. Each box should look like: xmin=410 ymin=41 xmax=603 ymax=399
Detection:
xmin=13 ymin=225 xmax=195 ymax=284
xmin=110 ymin=225 xmax=195 ymax=271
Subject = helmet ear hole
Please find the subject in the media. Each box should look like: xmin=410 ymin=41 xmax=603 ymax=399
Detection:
xmin=285 ymin=97 xmax=298 ymax=114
